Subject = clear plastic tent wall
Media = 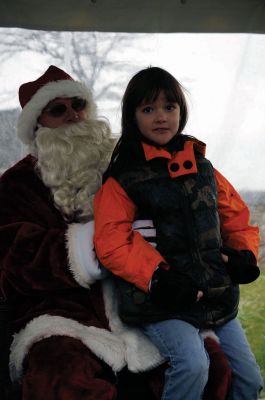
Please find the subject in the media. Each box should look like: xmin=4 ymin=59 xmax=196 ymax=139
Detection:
xmin=0 ymin=28 xmax=264 ymax=252
xmin=0 ymin=30 xmax=264 ymax=191
xmin=0 ymin=2 xmax=265 ymax=395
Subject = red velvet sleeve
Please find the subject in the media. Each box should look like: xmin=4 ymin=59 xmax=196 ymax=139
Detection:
xmin=0 ymin=159 xmax=79 ymax=297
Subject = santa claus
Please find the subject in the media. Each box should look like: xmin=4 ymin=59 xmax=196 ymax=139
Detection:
xmin=0 ymin=65 xmax=232 ymax=400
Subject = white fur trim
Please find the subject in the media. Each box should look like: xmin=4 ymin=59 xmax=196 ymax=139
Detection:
xmin=9 ymin=315 xmax=126 ymax=382
xmin=66 ymin=222 xmax=108 ymax=288
xmin=9 ymin=277 xmax=218 ymax=382
xmin=200 ymin=329 xmax=220 ymax=343
xmin=9 ymin=278 xmax=166 ymax=382
xmin=17 ymin=80 xmax=96 ymax=145
xmin=102 ymin=278 xmax=165 ymax=372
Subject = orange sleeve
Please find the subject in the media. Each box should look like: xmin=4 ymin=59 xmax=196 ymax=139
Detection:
xmin=93 ymin=177 xmax=164 ymax=292
xmin=215 ymin=169 xmax=260 ymax=261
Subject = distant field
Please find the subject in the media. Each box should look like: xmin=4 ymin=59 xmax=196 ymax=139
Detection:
xmin=239 ymin=271 xmax=265 ymax=397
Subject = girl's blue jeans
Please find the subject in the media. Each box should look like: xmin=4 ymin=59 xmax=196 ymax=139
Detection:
xmin=141 ymin=318 xmax=263 ymax=400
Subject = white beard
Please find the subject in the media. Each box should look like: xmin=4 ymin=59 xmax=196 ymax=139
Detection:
xmin=32 ymin=119 xmax=116 ymax=222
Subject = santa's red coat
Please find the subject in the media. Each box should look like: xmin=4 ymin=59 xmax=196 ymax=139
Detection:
xmin=0 ymin=155 xmax=232 ymax=399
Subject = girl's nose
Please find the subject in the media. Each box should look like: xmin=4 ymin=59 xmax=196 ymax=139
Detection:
xmin=155 ymin=110 xmax=166 ymax=122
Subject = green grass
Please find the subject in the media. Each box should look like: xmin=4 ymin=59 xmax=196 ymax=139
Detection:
xmin=238 ymin=272 xmax=265 ymax=397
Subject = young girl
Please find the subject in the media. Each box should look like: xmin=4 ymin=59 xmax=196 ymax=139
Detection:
xmin=94 ymin=67 xmax=263 ymax=399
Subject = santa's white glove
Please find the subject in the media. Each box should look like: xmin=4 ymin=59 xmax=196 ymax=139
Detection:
xmin=132 ymin=219 xmax=157 ymax=248
xmin=67 ymin=221 xmax=109 ymax=288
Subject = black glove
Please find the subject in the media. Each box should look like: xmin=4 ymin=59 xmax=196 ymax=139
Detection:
xmin=221 ymin=246 xmax=260 ymax=284
xmin=150 ymin=263 xmax=199 ymax=310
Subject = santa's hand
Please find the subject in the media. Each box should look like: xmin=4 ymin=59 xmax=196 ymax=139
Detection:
xmin=132 ymin=219 xmax=157 ymax=248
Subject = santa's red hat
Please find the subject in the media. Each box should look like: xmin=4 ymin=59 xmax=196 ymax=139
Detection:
xmin=17 ymin=65 xmax=96 ymax=145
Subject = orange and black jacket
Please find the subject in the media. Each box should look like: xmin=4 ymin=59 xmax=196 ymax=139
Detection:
xmin=94 ymin=138 xmax=259 ymax=327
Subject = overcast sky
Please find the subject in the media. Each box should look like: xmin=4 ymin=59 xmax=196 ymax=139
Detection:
xmin=0 ymin=31 xmax=264 ymax=190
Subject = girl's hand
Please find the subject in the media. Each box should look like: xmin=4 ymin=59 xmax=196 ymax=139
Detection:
xmin=221 ymin=253 xmax=229 ymax=263
xmin=196 ymin=290 xmax=204 ymax=301
xmin=150 ymin=264 xmax=199 ymax=310
xmin=221 ymin=246 xmax=260 ymax=284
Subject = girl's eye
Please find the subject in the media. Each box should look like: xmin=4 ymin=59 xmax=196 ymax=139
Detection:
xmin=166 ymin=104 xmax=176 ymax=111
xmin=142 ymin=106 xmax=153 ymax=113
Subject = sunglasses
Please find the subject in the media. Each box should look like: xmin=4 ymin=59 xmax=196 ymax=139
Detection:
xmin=44 ymin=97 xmax=87 ymax=118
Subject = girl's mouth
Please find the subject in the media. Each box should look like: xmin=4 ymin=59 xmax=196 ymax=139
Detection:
xmin=153 ymin=128 xmax=169 ymax=133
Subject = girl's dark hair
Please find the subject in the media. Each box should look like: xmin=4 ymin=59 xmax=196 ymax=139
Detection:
xmin=103 ymin=67 xmax=189 ymax=181
xmin=122 ymin=66 xmax=188 ymax=139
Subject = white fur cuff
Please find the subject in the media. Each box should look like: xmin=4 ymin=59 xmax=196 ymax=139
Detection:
xmin=66 ymin=221 xmax=108 ymax=288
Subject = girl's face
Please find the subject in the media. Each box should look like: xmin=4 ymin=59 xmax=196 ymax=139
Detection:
xmin=135 ymin=91 xmax=180 ymax=146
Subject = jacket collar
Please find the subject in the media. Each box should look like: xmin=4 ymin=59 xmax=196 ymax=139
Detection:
xmin=141 ymin=139 xmax=206 ymax=178
xmin=142 ymin=139 xmax=206 ymax=161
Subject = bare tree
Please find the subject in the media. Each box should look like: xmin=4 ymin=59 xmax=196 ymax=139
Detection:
xmin=0 ymin=28 xmax=149 ymax=170
xmin=0 ymin=109 xmax=22 ymax=170
xmin=0 ymin=28 xmax=146 ymax=102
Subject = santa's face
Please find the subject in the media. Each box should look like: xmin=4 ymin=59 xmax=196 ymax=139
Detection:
xmin=38 ymin=97 xmax=87 ymax=128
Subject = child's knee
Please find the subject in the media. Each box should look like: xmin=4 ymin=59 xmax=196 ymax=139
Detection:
xmin=233 ymin=366 xmax=263 ymax=397
xmin=188 ymin=356 xmax=209 ymax=379
xmin=246 ymin=369 xmax=263 ymax=393
xmin=171 ymin=354 xmax=209 ymax=380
